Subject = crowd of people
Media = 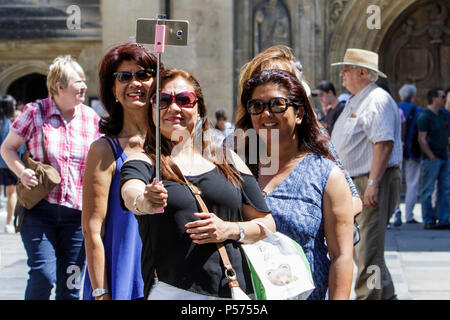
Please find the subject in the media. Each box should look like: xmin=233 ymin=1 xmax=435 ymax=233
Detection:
xmin=0 ymin=41 xmax=448 ymax=301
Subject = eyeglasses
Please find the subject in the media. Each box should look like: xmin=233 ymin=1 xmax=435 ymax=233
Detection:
xmin=151 ymin=91 xmax=198 ymax=109
xmin=113 ymin=69 xmax=156 ymax=83
xmin=246 ymin=97 xmax=299 ymax=115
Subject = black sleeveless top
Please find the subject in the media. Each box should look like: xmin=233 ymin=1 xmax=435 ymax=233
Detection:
xmin=119 ymin=160 xmax=270 ymax=298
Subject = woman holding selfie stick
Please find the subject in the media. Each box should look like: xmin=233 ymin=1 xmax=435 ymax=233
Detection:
xmin=120 ymin=68 xmax=275 ymax=300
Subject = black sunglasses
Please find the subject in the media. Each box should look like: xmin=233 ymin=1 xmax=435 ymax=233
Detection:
xmin=113 ymin=68 xmax=156 ymax=83
xmin=246 ymin=97 xmax=299 ymax=115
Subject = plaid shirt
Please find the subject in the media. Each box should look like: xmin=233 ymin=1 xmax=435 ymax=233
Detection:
xmin=11 ymin=97 xmax=100 ymax=211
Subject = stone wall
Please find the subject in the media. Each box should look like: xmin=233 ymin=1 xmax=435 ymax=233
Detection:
xmin=0 ymin=0 xmax=436 ymax=118
xmin=166 ymin=0 xmax=233 ymax=122
xmin=102 ymin=0 xmax=233 ymax=122
xmin=0 ymin=40 xmax=101 ymax=98
xmin=0 ymin=0 xmax=102 ymax=100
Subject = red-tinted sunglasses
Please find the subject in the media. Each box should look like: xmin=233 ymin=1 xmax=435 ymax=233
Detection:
xmin=151 ymin=91 xmax=198 ymax=109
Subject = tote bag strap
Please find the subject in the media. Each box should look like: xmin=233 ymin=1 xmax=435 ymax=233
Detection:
xmin=36 ymin=102 xmax=51 ymax=165
xmin=171 ymin=161 xmax=241 ymax=289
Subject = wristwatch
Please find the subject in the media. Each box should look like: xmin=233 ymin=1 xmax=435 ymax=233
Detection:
xmin=367 ymin=179 xmax=379 ymax=186
xmin=92 ymin=288 xmax=110 ymax=298
xmin=237 ymin=223 xmax=245 ymax=242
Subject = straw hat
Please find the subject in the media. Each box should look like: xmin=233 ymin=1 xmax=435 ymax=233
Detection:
xmin=331 ymin=48 xmax=387 ymax=78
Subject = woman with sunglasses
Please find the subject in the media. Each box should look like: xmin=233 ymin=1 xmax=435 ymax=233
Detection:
xmin=82 ymin=42 xmax=160 ymax=300
xmin=234 ymin=45 xmax=362 ymax=219
xmin=238 ymin=69 xmax=354 ymax=300
xmin=119 ymin=68 xmax=275 ymax=300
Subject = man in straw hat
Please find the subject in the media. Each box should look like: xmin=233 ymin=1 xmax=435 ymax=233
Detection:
xmin=330 ymin=48 xmax=402 ymax=300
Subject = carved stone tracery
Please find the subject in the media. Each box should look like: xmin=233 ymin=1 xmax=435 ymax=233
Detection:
xmin=329 ymin=0 xmax=350 ymax=32
xmin=253 ymin=0 xmax=291 ymax=55
xmin=380 ymin=0 xmax=450 ymax=106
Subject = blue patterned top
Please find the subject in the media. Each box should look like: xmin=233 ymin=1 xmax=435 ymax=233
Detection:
xmin=264 ymin=154 xmax=335 ymax=300
xmin=83 ymin=136 xmax=144 ymax=300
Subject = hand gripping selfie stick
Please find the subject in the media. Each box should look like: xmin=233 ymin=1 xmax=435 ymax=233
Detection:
xmin=136 ymin=15 xmax=189 ymax=213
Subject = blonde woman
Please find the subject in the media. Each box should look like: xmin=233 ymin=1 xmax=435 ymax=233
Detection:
xmin=1 ymin=56 xmax=100 ymax=299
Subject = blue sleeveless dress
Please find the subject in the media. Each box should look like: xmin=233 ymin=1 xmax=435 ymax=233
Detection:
xmin=263 ymin=154 xmax=335 ymax=300
xmin=83 ymin=137 xmax=144 ymax=300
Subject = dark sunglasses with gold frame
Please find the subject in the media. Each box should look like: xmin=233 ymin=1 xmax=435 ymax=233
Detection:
xmin=113 ymin=68 xmax=156 ymax=83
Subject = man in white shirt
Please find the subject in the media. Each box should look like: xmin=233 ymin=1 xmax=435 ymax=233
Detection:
xmin=331 ymin=48 xmax=402 ymax=300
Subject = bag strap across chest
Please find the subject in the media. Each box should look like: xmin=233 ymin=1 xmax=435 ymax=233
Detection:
xmin=171 ymin=161 xmax=241 ymax=290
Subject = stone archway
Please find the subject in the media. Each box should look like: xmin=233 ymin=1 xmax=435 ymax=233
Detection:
xmin=328 ymin=0 xmax=419 ymax=90
xmin=379 ymin=0 xmax=450 ymax=107
xmin=7 ymin=73 xmax=48 ymax=106
xmin=0 ymin=61 xmax=48 ymax=96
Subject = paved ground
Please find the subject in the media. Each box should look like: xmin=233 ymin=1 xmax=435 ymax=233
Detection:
xmin=350 ymin=203 xmax=450 ymax=300
xmin=0 ymin=202 xmax=449 ymax=300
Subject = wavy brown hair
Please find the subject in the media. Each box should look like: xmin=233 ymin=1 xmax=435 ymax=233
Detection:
xmin=144 ymin=68 xmax=241 ymax=186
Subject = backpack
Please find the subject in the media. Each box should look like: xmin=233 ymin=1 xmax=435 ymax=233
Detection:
xmin=404 ymin=106 xmax=421 ymax=160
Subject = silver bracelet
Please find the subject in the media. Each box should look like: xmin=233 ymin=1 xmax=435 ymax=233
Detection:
xmin=133 ymin=194 xmax=146 ymax=214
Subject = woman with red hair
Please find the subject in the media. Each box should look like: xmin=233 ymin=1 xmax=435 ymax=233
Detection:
xmin=82 ymin=41 xmax=160 ymax=300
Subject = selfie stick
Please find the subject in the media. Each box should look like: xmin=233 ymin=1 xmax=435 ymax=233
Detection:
xmin=154 ymin=22 xmax=165 ymax=183
xmin=152 ymin=21 xmax=166 ymax=214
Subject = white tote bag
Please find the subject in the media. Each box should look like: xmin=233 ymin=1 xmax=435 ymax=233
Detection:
xmin=241 ymin=221 xmax=315 ymax=300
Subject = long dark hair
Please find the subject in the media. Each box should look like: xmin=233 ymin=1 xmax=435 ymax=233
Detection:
xmin=98 ymin=41 xmax=161 ymax=135
xmin=238 ymin=69 xmax=332 ymax=175
xmin=144 ymin=68 xmax=241 ymax=186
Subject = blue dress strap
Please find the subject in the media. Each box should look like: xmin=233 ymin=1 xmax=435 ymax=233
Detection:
xmin=101 ymin=136 xmax=125 ymax=161
xmin=111 ymin=137 xmax=126 ymax=165
xmin=111 ymin=136 xmax=123 ymax=154
xmin=101 ymin=136 xmax=118 ymax=159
